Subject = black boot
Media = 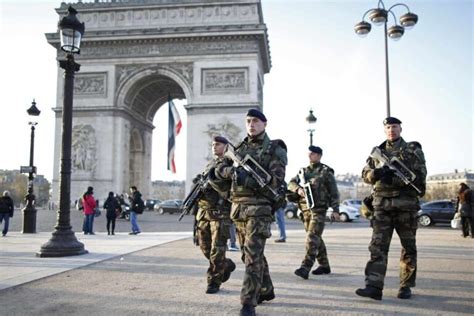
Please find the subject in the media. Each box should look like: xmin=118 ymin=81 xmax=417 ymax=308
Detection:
xmin=257 ymin=289 xmax=275 ymax=304
xmin=397 ymin=286 xmax=412 ymax=299
xmin=205 ymin=283 xmax=220 ymax=294
xmin=239 ymin=304 xmax=255 ymax=316
xmin=222 ymin=259 xmax=236 ymax=283
xmin=294 ymin=267 xmax=309 ymax=280
xmin=312 ymin=265 xmax=331 ymax=275
xmin=355 ymin=286 xmax=383 ymax=300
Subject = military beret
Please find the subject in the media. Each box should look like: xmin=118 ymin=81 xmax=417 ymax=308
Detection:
xmin=383 ymin=117 xmax=402 ymax=125
xmin=246 ymin=109 xmax=267 ymax=122
xmin=213 ymin=135 xmax=229 ymax=144
xmin=308 ymin=145 xmax=323 ymax=155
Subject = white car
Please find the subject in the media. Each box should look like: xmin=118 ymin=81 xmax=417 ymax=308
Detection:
xmin=327 ymin=205 xmax=360 ymax=222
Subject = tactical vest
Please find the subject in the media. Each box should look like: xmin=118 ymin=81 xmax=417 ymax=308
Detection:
xmin=232 ymin=134 xmax=285 ymax=202
xmin=298 ymin=163 xmax=334 ymax=210
xmin=373 ymin=139 xmax=424 ymax=198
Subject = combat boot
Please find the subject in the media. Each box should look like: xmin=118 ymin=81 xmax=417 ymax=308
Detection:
xmin=205 ymin=283 xmax=220 ymax=294
xmin=257 ymin=290 xmax=275 ymax=304
xmin=311 ymin=265 xmax=331 ymax=275
xmin=397 ymin=287 xmax=412 ymax=299
xmin=355 ymin=286 xmax=382 ymax=300
xmin=294 ymin=267 xmax=309 ymax=280
xmin=239 ymin=304 xmax=255 ymax=316
xmin=222 ymin=259 xmax=236 ymax=283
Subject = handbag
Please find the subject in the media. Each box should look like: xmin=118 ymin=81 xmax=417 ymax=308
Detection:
xmin=94 ymin=208 xmax=101 ymax=217
xmin=451 ymin=217 xmax=461 ymax=229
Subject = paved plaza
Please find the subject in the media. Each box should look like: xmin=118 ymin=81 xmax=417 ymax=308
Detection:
xmin=0 ymin=211 xmax=473 ymax=315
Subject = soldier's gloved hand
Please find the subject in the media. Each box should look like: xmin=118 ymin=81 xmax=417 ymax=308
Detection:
xmin=235 ymin=167 xmax=259 ymax=189
xmin=192 ymin=174 xmax=202 ymax=184
xmin=380 ymin=167 xmax=395 ymax=184
xmin=208 ymin=167 xmax=216 ymax=180
xmin=331 ymin=207 xmax=340 ymax=222
xmin=373 ymin=166 xmax=394 ymax=183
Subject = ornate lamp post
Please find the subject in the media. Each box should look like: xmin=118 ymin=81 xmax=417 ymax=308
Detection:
xmin=306 ymin=109 xmax=317 ymax=146
xmin=38 ymin=6 xmax=87 ymax=257
xmin=354 ymin=0 xmax=418 ymax=117
xmin=22 ymin=99 xmax=40 ymax=233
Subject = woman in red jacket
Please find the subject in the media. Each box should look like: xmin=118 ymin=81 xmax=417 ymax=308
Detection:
xmin=82 ymin=186 xmax=97 ymax=235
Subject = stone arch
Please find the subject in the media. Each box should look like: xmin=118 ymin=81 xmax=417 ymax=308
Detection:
xmin=116 ymin=66 xmax=192 ymax=121
xmin=48 ymin=0 xmax=271 ymax=201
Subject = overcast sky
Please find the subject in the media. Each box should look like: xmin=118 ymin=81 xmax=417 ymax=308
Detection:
xmin=0 ymin=0 xmax=472 ymax=183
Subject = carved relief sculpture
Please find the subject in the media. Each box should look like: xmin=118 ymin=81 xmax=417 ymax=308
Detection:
xmin=72 ymin=125 xmax=97 ymax=174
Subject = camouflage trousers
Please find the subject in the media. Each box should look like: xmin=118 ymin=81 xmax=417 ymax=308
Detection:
xmin=197 ymin=218 xmax=231 ymax=286
xmin=300 ymin=209 xmax=329 ymax=271
xmin=365 ymin=208 xmax=418 ymax=290
xmin=234 ymin=205 xmax=273 ymax=306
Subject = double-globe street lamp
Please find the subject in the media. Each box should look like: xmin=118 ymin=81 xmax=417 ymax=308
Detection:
xmin=38 ymin=6 xmax=87 ymax=257
xmin=354 ymin=0 xmax=418 ymax=117
xmin=22 ymin=100 xmax=40 ymax=233
xmin=306 ymin=109 xmax=317 ymax=146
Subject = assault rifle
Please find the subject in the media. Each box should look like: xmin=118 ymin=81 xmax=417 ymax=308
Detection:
xmin=297 ymin=168 xmax=315 ymax=209
xmin=178 ymin=173 xmax=210 ymax=221
xmin=225 ymin=144 xmax=279 ymax=199
xmin=370 ymin=147 xmax=422 ymax=194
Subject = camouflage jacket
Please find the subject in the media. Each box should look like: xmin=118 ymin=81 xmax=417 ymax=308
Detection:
xmin=362 ymin=138 xmax=427 ymax=201
xmin=216 ymin=132 xmax=287 ymax=206
xmin=288 ymin=162 xmax=340 ymax=211
xmin=196 ymin=156 xmax=232 ymax=220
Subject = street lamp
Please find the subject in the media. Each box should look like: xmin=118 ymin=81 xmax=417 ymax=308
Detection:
xmin=354 ymin=0 xmax=418 ymax=117
xmin=38 ymin=6 xmax=87 ymax=257
xmin=22 ymin=99 xmax=40 ymax=233
xmin=306 ymin=109 xmax=317 ymax=146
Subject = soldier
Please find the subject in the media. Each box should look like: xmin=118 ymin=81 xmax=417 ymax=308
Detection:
xmin=196 ymin=136 xmax=236 ymax=294
xmin=356 ymin=117 xmax=427 ymax=300
xmin=215 ymin=109 xmax=287 ymax=316
xmin=288 ymin=145 xmax=340 ymax=280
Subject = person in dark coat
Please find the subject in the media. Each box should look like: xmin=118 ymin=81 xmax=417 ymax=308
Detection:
xmin=456 ymin=183 xmax=473 ymax=238
xmin=104 ymin=191 xmax=120 ymax=235
xmin=0 ymin=191 xmax=14 ymax=237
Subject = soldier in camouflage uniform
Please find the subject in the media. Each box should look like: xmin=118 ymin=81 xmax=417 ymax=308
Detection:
xmin=215 ymin=109 xmax=287 ymax=316
xmin=356 ymin=117 xmax=427 ymax=300
xmin=195 ymin=136 xmax=236 ymax=294
xmin=288 ymin=145 xmax=340 ymax=280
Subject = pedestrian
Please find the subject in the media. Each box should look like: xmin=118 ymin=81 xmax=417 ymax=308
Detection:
xmin=228 ymin=222 xmax=239 ymax=251
xmin=128 ymin=186 xmax=143 ymax=235
xmin=0 ymin=191 xmax=14 ymax=237
xmin=195 ymin=136 xmax=236 ymax=294
xmin=456 ymin=183 xmax=473 ymax=238
xmin=356 ymin=117 xmax=427 ymax=300
xmin=215 ymin=109 xmax=287 ymax=316
xmin=288 ymin=145 xmax=340 ymax=279
xmin=82 ymin=186 xmax=97 ymax=235
xmin=274 ymin=205 xmax=287 ymax=243
xmin=104 ymin=191 xmax=120 ymax=235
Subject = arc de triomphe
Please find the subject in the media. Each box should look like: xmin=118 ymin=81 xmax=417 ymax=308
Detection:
xmin=46 ymin=0 xmax=271 ymax=201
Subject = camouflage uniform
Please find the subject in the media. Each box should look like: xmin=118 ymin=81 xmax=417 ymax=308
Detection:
xmin=196 ymin=157 xmax=234 ymax=288
xmin=362 ymin=138 xmax=426 ymax=291
xmin=288 ymin=162 xmax=340 ymax=273
xmin=216 ymin=132 xmax=287 ymax=306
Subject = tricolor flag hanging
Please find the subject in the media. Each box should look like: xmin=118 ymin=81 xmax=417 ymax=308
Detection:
xmin=167 ymin=95 xmax=182 ymax=174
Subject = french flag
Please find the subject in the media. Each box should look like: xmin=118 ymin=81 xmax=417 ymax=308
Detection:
xmin=167 ymin=95 xmax=182 ymax=174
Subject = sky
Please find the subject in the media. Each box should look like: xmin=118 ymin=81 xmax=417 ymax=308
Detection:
xmin=0 ymin=0 xmax=472 ymax=183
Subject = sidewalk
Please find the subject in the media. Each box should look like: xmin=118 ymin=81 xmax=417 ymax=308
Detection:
xmin=0 ymin=231 xmax=190 ymax=291
xmin=0 ymin=227 xmax=473 ymax=315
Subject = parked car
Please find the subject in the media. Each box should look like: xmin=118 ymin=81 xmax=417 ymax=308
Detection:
xmin=417 ymin=200 xmax=456 ymax=227
xmin=284 ymin=202 xmax=299 ymax=219
xmin=145 ymin=199 xmax=161 ymax=211
xmin=154 ymin=199 xmax=183 ymax=215
xmin=341 ymin=199 xmax=362 ymax=210
xmin=327 ymin=205 xmax=360 ymax=222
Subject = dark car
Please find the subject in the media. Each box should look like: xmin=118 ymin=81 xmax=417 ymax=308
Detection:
xmin=145 ymin=199 xmax=161 ymax=211
xmin=417 ymin=200 xmax=456 ymax=227
xmin=284 ymin=202 xmax=299 ymax=219
xmin=154 ymin=199 xmax=183 ymax=215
